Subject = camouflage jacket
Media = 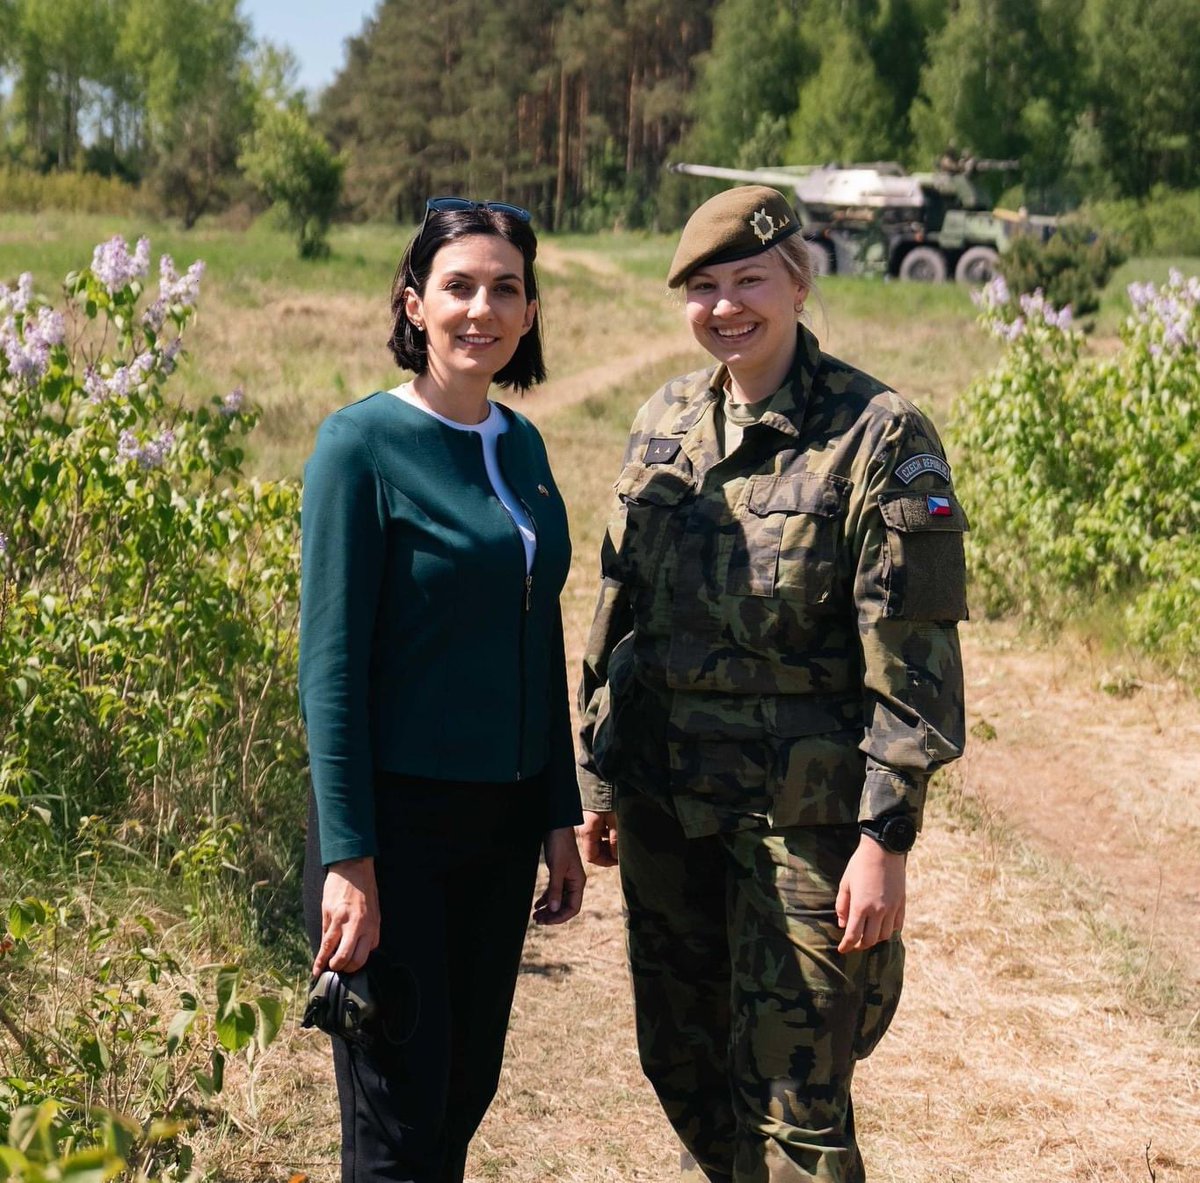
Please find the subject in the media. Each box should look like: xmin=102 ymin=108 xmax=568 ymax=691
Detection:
xmin=577 ymin=325 xmax=967 ymax=838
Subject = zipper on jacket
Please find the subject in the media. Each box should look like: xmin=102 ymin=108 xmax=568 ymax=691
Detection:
xmin=515 ymin=495 xmax=538 ymax=779
xmin=495 ymin=425 xmax=538 ymax=781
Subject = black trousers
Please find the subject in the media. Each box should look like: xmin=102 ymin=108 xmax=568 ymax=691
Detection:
xmin=303 ymin=772 xmax=543 ymax=1183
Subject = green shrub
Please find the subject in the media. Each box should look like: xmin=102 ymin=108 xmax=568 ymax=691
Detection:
xmin=998 ymin=223 xmax=1126 ymax=321
xmin=0 ymin=237 xmax=304 ymax=911
xmin=1081 ymin=186 xmax=1200 ymax=257
xmin=240 ymin=108 xmax=344 ymax=259
xmin=0 ymin=168 xmax=146 ymax=216
xmin=0 ymin=240 xmax=300 ymax=1180
xmin=952 ymin=271 xmax=1200 ymax=680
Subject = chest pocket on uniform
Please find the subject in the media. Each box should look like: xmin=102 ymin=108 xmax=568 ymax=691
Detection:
xmin=729 ymin=473 xmax=849 ymax=602
xmin=611 ymin=461 xmax=693 ymax=587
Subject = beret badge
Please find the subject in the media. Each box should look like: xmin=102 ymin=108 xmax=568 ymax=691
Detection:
xmin=750 ymin=206 xmax=790 ymax=245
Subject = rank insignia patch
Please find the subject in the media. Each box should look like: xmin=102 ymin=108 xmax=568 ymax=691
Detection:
xmin=895 ymin=453 xmax=952 ymax=485
xmin=927 ymin=494 xmax=953 ymax=516
xmin=644 ymin=437 xmax=682 ymax=464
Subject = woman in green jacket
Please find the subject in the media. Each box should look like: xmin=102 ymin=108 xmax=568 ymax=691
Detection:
xmin=300 ymin=198 xmax=585 ymax=1183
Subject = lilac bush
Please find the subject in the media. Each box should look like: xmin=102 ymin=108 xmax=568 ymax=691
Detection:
xmin=0 ymin=235 xmax=303 ymax=853
xmin=953 ymin=272 xmax=1200 ymax=678
xmin=1 ymin=235 xmax=300 ymax=1180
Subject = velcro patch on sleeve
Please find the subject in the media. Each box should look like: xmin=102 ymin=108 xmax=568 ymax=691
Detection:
xmin=894 ymin=453 xmax=951 ymax=485
xmin=644 ymin=437 xmax=682 ymax=465
xmin=880 ymin=490 xmax=968 ymax=532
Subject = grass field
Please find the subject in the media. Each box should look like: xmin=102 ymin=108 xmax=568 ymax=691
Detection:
xmin=3 ymin=213 xmax=1198 ymax=1181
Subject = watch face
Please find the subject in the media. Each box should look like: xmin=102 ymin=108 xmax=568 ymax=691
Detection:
xmin=882 ymin=815 xmax=917 ymax=853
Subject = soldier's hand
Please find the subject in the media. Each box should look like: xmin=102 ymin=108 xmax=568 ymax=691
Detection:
xmin=835 ymin=836 xmax=906 ymax=954
xmin=314 ymin=856 xmax=381 ymax=976
xmin=577 ymin=810 xmax=619 ymax=867
xmin=535 ymin=827 xmax=586 ymax=925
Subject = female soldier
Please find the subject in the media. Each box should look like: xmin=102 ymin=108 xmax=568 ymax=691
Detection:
xmin=577 ymin=186 xmax=967 ymax=1182
xmin=300 ymin=198 xmax=585 ymax=1183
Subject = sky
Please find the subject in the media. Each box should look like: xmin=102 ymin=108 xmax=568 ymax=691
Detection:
xmin=239 ymin=0 xmax=380 ymax=96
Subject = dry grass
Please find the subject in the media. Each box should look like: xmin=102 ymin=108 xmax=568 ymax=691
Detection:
xmin=234 ymin=758 xmax=1198 ymax=1183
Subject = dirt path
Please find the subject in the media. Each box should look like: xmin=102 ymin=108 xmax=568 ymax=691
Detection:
xmin=961 ymin=623 xmax=1200 ymax=984
xmin=514 ymin=323 xmax=698 ymax=422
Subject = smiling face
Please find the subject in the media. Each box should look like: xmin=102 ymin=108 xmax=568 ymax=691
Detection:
xmin=404 ymin=234 xmax=537 ymax=391
xmin=683 ymin=247 xmax=807 ymax=400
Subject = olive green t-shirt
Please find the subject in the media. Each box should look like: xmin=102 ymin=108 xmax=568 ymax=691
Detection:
xmin=716 ymin=385 xmax=779 ymax=457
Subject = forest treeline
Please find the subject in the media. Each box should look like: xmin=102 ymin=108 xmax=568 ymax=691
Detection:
xmin=1 ymin=0 xmax=1198 ymax=230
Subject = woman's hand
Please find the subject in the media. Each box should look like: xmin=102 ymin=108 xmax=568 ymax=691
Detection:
xmin=534 ymin=827 xmax=586 ymax=925
xmin=577 ymin=809 xmax=619 ymax=867
xmin=313 ymin=856 xmax=381 ymax=976
xmin=835 ymin=835 xmax=907 ymax=954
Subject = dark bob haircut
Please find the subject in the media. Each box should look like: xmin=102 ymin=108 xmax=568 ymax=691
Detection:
xmin=387 ymin=205 xmax=546 ymax=392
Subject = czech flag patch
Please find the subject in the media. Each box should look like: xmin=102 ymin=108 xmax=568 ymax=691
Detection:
xmin=927 ymin=495 xmax=953 ymax=517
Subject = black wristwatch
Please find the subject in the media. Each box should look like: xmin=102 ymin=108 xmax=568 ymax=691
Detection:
xmin=859 ymin=813 xmax=918 ymax=854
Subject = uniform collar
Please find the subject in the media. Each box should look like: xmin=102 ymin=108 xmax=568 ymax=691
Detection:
xmin=669 ymin=324 xmax=822 ymax=441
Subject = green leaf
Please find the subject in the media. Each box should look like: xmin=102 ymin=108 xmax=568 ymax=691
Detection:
xmin=0 ymin=1147 xmax=32 ymax=1183
xmin=215 ymin=1000 xmax=256 ymax=1052
xmin=215 ymin=965 xmax=241 ymax=1016
xmin=7 ymin=900 xmax=44 ymax=940
xmin=58 ymin=1147 xmax=122 ymax=1183
xmin=166 ymin=1007 xmax=197 ymax=1055
xmin=256 ymin=996 xmax=285 ymax=1049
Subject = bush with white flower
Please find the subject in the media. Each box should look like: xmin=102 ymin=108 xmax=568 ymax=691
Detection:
xmin=952 ymin=272 xmax=1200 ymax=678
xmin=0 ymin=235 xmax=303 ymax=880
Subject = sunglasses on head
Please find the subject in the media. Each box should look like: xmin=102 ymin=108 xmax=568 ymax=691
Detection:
xmin=417 ymin=195 xmax=532 ymax=248
xmin=426 ymin=196 xmax=531 ymax=220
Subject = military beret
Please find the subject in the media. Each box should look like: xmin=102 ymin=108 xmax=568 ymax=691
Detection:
xmin=667 ymin=185 xmax=801 ymax=288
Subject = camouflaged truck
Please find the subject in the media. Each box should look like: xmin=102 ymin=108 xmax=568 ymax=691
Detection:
xmin=668 ymin=159 xmax=1057 ymax=283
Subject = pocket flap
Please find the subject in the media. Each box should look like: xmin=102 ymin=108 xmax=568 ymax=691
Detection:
xmin=764 ymin=693 xmax=862 ymax=738
xmin=615 ymin=461 xmax=693 ymax=507
xmin=746 ymin=473 xmax=848 ymax=517
xmin=879 ymin=490 xmax=969 ymax=532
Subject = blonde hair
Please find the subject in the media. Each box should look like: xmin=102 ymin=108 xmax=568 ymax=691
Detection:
xmin=775 ymin=233 xmax=815 ymax=291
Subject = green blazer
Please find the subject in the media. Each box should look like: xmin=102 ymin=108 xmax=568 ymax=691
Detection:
xmin=299 ymin=392 xmax=579 ymax=865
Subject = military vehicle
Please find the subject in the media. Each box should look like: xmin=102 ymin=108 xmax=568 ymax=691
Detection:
xmin=668 ymin=159 xmax=1054 ymax=283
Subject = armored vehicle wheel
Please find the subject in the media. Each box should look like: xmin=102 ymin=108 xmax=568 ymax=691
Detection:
xmin=898 ymin=246 xmax=948 ymax=282
xmin=954 ymin=245 xmax=1001 ymax=285
xmin=805 ymin=240 xmax=833 ymax=277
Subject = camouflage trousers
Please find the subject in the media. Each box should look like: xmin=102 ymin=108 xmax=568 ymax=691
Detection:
xmin=617 ymin=792 xmax=904 ymax=1183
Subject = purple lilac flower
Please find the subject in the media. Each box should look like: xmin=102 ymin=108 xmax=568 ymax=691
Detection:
xmin=143 ymin=298 xmax=167 ymax=332
xmin=107 ymin=367 xmax=132 ymax=398
xmin=1003 ymin=316 xmax=1026 ymax=343
xmin=2 ymin=331 xmax=47 ymax=383
xmin=159 ymin=255 xmax=205 ymax=307
xmin=0 ymin=273 xmax=36 ymax=315
xmin=0 ymin=530 xmax=8 ymax=557
xmin=972 ymin=274 xmax=1010 ymax=310
xmin=220 ymin=386 xmax=244 ymax=416
xmin=160 ymin=336 xmax=184 ymax=376
xmin=1164 ymin=320 xmax=1189 ymax=351
xmin=91 ymin=235 xmax=151 ymax=294
xmin=84 ymin=367 xmax=108 ymax=403
xmin=117 ymin=427 xmax=176 ymax=470
xmin=32 ymin=307 xmax=65 ymax=348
